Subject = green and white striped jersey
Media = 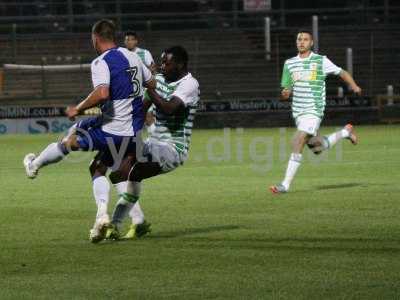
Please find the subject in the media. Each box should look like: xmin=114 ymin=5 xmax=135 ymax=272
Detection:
xmin=281 ymin=52 xmax=342 ymax=119
xmin=146 ymin=73 xmax=200 ymax=157
xmin=133 ymin=47 xmax=154 ymax=69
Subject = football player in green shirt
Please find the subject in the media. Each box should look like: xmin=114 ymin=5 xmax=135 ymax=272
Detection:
xmin=270 ymin=30 xmax=361 ymax=194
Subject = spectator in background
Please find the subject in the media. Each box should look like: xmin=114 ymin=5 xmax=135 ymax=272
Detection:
xmin=124 ymin=31 xmax=156 ymax=74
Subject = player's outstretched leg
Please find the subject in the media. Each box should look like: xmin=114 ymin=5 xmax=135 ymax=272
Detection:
xmin=324 ymin=124 xmax=358 ymax=149
xmin=307 ymin=123 xmax=358 ymax=155
xmin=23 ymin=142 xmax=70 ymax=179
xmin=23 ymin=126 xmax=83 ymax=179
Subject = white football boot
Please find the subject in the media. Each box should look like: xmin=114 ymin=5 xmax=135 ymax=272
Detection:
xmin=89 ymin=214 xmax=111 ymax=243
xmin=23 ymin=153 xmax=38 ymax=179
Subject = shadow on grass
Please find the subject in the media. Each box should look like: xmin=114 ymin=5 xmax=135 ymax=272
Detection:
xmin=316 ymin=183 xmax=363 ymax=190
xmin=87 ymin=225 xmax=240 ymax=246
xmin=148 ymin=225 xmax=240 ymax=239
xmin=289 ymin=182 xmax=392 ymax=194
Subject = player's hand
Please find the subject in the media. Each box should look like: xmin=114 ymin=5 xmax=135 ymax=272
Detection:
xmin=66 ymin=106 xmax=79 ymax=121
xmin=146 ymin=88 xmax=158 ymax=102
xmin=351 ymin=85 xmax=362 ymax=95
xmin=281 ymin=88 xmax=291 ymax=100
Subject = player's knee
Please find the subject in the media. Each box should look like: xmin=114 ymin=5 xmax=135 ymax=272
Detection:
xmin=64 ymin=125 xmax=77 ymax=140
xmin=307 ymin=136 xmax=327 ymax=155
xmin=89 ymin=159 xmax=107 ymax=177
xmin=62 ymin=135 xmax=80 ymax=151
xmin=129 ymin=162 xmax=161 ymax=182
xmin=292 ymin=132 xmax=308 ymax=148
xmin=89 ymin=160 xmax=97 ymax=176
xmin=109 ymin=171 xmax=126 ymax=184
xmin=128 ymin=166 xmax=143 ymax=182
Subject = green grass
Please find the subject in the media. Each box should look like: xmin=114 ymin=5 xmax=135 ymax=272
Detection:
xmin=1 ymin=125 xmax=400 ymax=299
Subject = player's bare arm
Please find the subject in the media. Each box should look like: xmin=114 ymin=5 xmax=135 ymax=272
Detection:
xmin=144 ymin=77 xmax=156 ymax=90
xmin=143 ymin=98 xmax=153 ymax=113
xmin=149 ymin=62 xmax=157 ymax=74
xmin=339 ymin=70 xmax=362 ymax=95
xmin=66 ymin=85 xmax=109 ymax=120
xmin=147 ymin=88 xmax=184 ymax=115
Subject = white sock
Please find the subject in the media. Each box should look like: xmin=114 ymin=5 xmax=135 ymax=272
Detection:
xmin=129 ymin=202 xmax=145 ymax=225
xmin=127 ymin=181 xmax=141 ymax=201
xmin=114 ymin=181 xmax=145 ymax=225
xmin=325 ymin=129 xmax=349 ymax=149
xmin=33 ymin=142 xmax=68 ymax=169
xmin=128 ymin=181 xmax=144 ymax=224
xmin=114 ymin=181 xmax=128 ymax=198
xmin=282 ymin=153 xmax=302 ymax=190
xmin=93 ymin=176 xmax=110 ymax=219
xmin=147 ymin=123 xmax=156 ymax=135
xmin=111 ymin=181 xmax=141 ymax=229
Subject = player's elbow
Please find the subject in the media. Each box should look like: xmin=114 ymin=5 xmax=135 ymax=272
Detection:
xmin=96 ymin=85 xmax=109 ymax=100
xmin=100 ymin=87 xmax=110 ymax=100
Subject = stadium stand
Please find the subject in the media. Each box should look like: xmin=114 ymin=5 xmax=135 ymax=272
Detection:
xmin=0 ymin=2 xmax=399 ymax=105
xmin=1 ymin=26 xmax=399 ymax=104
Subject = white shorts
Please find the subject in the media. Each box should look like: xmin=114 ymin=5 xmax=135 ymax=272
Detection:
xmin=295 ymin=115 xmax=322 ymax=136
xmin=141 ymin=138 xmax=183 ymax=173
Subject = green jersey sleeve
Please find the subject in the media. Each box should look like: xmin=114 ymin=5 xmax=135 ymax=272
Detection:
xmin=143 ymin=89 xmax=151 ymax=102
xmin=281 ymin=62 xmax=293 ymax=89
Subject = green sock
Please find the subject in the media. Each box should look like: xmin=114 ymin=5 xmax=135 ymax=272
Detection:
xmin=111 ymin=193 xmax=139 ymax=229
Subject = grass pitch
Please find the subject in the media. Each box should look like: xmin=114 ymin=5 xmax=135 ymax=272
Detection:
xmin=1 ymin=125 xmax=400 ymax=299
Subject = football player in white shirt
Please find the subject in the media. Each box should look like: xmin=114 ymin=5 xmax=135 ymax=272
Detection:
xmin=104 ymin=46 xmax=200 ymax=241
xmin=86 ymin=30 xmax=159 ymax=243
xmin=23 ymin=19 xmax=156 ymax=241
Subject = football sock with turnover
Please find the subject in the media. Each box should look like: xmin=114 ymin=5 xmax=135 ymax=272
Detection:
xmin=114 ymin=181 xmax=145 ymax=225
xmin=111 ymin=181 xmax=141 ymax=230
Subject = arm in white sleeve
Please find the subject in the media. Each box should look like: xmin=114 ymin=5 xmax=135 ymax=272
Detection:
xmin=91 ymin=59 xmax=110 ymax=88
xmin=322 ymin=56 xmax=342 ymax=76
xmin=171 ymin=78 xmax=200 ymax=107
xmin=141 ymin=60 xmax=153 ymax=85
